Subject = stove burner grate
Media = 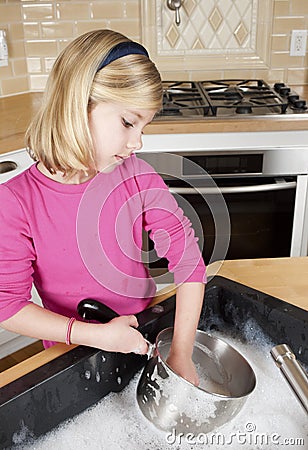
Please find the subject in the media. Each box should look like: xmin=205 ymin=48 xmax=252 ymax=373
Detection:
xmin=159 ymin=81 xmax=211 ymax=117
xmin=156 ymin=79 xmax=305 ymax=118
xmin=201 ymin=79 xmax=289 ymax=115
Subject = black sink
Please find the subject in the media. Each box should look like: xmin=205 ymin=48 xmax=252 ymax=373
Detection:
xmin=0 ymin=276 xmax=307 ymax=449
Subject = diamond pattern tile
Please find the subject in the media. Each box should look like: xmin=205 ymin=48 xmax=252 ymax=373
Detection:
xmin=158 ymin=0 xmax=257 ymax=54
xmin=209 ymin=7 xmax=223 ymax=32
xmin=192 ymin=37 xmax=204 ymax=50
xmin=183 ymin=0 xmax=197 ymax=17
xmin=166 ymin=23 xmax=180 ymax=48
xmin=234 ymin=22 xmax=248 ymax=45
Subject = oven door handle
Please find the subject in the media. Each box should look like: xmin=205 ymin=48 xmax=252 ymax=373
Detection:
xmin=169 ymin=179 xmax=297 ymax=195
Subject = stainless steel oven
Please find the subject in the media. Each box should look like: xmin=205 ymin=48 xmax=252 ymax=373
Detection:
xmin=139 ymin=132 xmax=308 ymax=279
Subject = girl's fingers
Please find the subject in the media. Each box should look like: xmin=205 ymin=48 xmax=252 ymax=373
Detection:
xmin=125 ymin=314 xmax=139 ymax=328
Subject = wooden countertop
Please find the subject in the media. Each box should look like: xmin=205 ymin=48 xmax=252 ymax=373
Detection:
xmin=0 ymin=92 xmax=43 ymax=154
xmin=0 ymin=256 xmax=307 ymax=387
xmin=208 ymin=256 xmax=308 ymax=311
xmin=1 ymin=85 xmax=308 ymax=154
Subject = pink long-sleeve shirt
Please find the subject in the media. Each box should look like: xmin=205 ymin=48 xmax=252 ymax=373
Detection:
xmin=0 ymin=154 xmax=206 ymax=346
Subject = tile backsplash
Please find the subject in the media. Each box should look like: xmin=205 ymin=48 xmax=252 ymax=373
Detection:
xmin=0 ymin=0 xmax=307 ymax=96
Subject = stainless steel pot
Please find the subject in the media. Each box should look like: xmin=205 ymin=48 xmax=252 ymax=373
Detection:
xmin=137 ymin=327 xmax=256 ymax=434
xmin=77 ymin=299 xmax=256 ymax=435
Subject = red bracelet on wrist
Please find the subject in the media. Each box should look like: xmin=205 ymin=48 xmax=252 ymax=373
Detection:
xmin=66 ymin=317 xmax=76 ymax=345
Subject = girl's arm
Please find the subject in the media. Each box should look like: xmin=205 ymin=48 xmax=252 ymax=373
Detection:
xmin=167 ymin=282 xmax=205 ymax=385
xmin=0 ymin=303 xmax=148 ymax=354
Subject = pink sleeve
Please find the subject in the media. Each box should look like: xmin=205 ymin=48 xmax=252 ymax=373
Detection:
xmin=0 ymin=185 xmax=35 ymax=321
xmin=134 ymin=159 xmax=206 ymax=284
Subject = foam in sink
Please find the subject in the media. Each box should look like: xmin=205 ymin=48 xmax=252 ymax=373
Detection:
xmin=1 ymin=277 xmax=307 ymax=449
xmin=14 ymin=318 xmax=308 ymax=450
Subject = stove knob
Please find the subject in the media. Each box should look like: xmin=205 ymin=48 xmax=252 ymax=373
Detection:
xmin=293 ymin=98 xmax=306 ymax=109
xmin=274 ymin=82 xmax=285 ymax=93
xmin=279 ymin=86 xmax=291 ymax=96
xmin=288 ymin=93 xmax=299 ymax=103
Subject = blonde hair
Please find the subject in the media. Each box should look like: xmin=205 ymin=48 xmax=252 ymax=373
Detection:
xmin=26 ymin=29 xmax=162 ymax=175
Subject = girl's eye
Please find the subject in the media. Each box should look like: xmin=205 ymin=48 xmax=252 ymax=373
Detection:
xmin=122 ymin=118 xmax=133 ymax=128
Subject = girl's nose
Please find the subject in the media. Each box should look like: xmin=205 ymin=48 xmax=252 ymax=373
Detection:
xmin=127 ymin=134 xmax=143 ymax=151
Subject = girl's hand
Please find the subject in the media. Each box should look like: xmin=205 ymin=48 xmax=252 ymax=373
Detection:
xmin=166 ymin=351 xmax=199 ymax=386
xmin=95 ymin=315 xmax=148 ymax=355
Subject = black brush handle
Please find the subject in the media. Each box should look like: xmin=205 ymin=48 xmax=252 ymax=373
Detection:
xmin=77 ymin=296 xmax=176 ymax=334
xmin=77 ymin=299 xmax=119 ymax=323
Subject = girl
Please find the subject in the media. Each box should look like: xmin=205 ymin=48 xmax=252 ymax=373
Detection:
xmin=0 ymin=29 xmax=206 ymax=384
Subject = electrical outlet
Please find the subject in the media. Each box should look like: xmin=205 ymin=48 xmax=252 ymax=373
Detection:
xmin=290 ymin=30 xmax=307 ymax=56
xmin=0 ymin=29 xmax=8 ymax=66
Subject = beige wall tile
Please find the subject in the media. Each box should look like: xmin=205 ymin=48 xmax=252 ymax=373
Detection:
xmin=41 ymin=21 xmax=74 ymax=38
xmin=253 ymin=69 xmax=269 ymax=80
xmin=287 ymin=67 xmax=308 ymax=84
xmin=160 ymin=70 xmax=190 ymax=80
xmin=23 ymin=22 xmax=40 ymax=38
xmin=190 ymin=70 xmax=224 ymax=81
xmin=13 ymin=58 xmax=28 ymax=76
xmin=76 ymin=21 xmax=109 ymax=36
xmin=125 ymin=2 xmax=140 ymax=19
xmin=22 ymin=3 xmax=54 ymax=21
xmin=274 ymin=0 xmax=290 ymax=16
xmin=291 ymin=0 xmax=308 ymax=16
xmin=9 ymin=23 xmax=24 ymax=40
xmin=273 ymin=17 xmax=306 ymax=34
xmin=25 ymin=40 xmax=58 ymax=57
xmin=2 ymin=76 xmax=29 ymax=95
xmin=10 ymin=40 xmax=26 ymax=58
xmin=58 ymin=39 xmax=72 ymax=52
xmin=0 ymin=4 xmax=22 ymax=22
xmin=44 ymin=57 xmax=56 ymax=72
xmin=267 ymin=69 xmax=286 ymax=83
xmin=91 ymin=2 xmax=124 ymax=19
xmin=0 ymin=64 xmax=14 ymax=79
xmin=271 ymin=51 xmax=305 ymax=68
xmin=56 ymin=2 xmax=90 ymax=20
xmin=222 ymin=69 xmax=258 ymax=80
xmin=271 ymin=35 xmax=289 ymax=51
xmin=27 ymin=57 xmax=42 ymax=73
xmin=29 ymin=74 xmax=48 ymax=90
xmin=108 ymin=20 xmax=140 ymax=38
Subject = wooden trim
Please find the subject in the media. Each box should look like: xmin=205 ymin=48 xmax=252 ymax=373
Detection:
xmin=144 ymin=116 xmax=308 ymax=134
xmin=0 ymin=343 xmax=77 ymax=388
xmin=148 ymin=283 xmax=176 ymax=306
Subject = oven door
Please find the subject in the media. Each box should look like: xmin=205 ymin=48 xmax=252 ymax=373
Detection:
xmin=145 ymin=176 xmax=297 ymax=277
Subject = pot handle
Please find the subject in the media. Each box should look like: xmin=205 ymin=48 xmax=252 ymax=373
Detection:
xmin=77 ymin=298 xmax=119 ymax=323
xmin=77 ymin=298 xmax=156 ymax=358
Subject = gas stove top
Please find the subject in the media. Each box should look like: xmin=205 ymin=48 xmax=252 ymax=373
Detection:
xmin=155 ymin=79 xmax=307 ymax=119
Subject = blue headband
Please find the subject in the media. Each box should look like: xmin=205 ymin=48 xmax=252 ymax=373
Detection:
xmin=97 ymin=41 xmax=149 ymax=71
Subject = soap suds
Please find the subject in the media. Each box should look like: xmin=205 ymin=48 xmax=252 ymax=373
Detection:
xmin=13 ymin=321 xmax=307 ymax=450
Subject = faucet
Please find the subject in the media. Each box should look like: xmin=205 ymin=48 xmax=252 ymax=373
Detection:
xmin=167 ymin=0 xmax=184 ymax=26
